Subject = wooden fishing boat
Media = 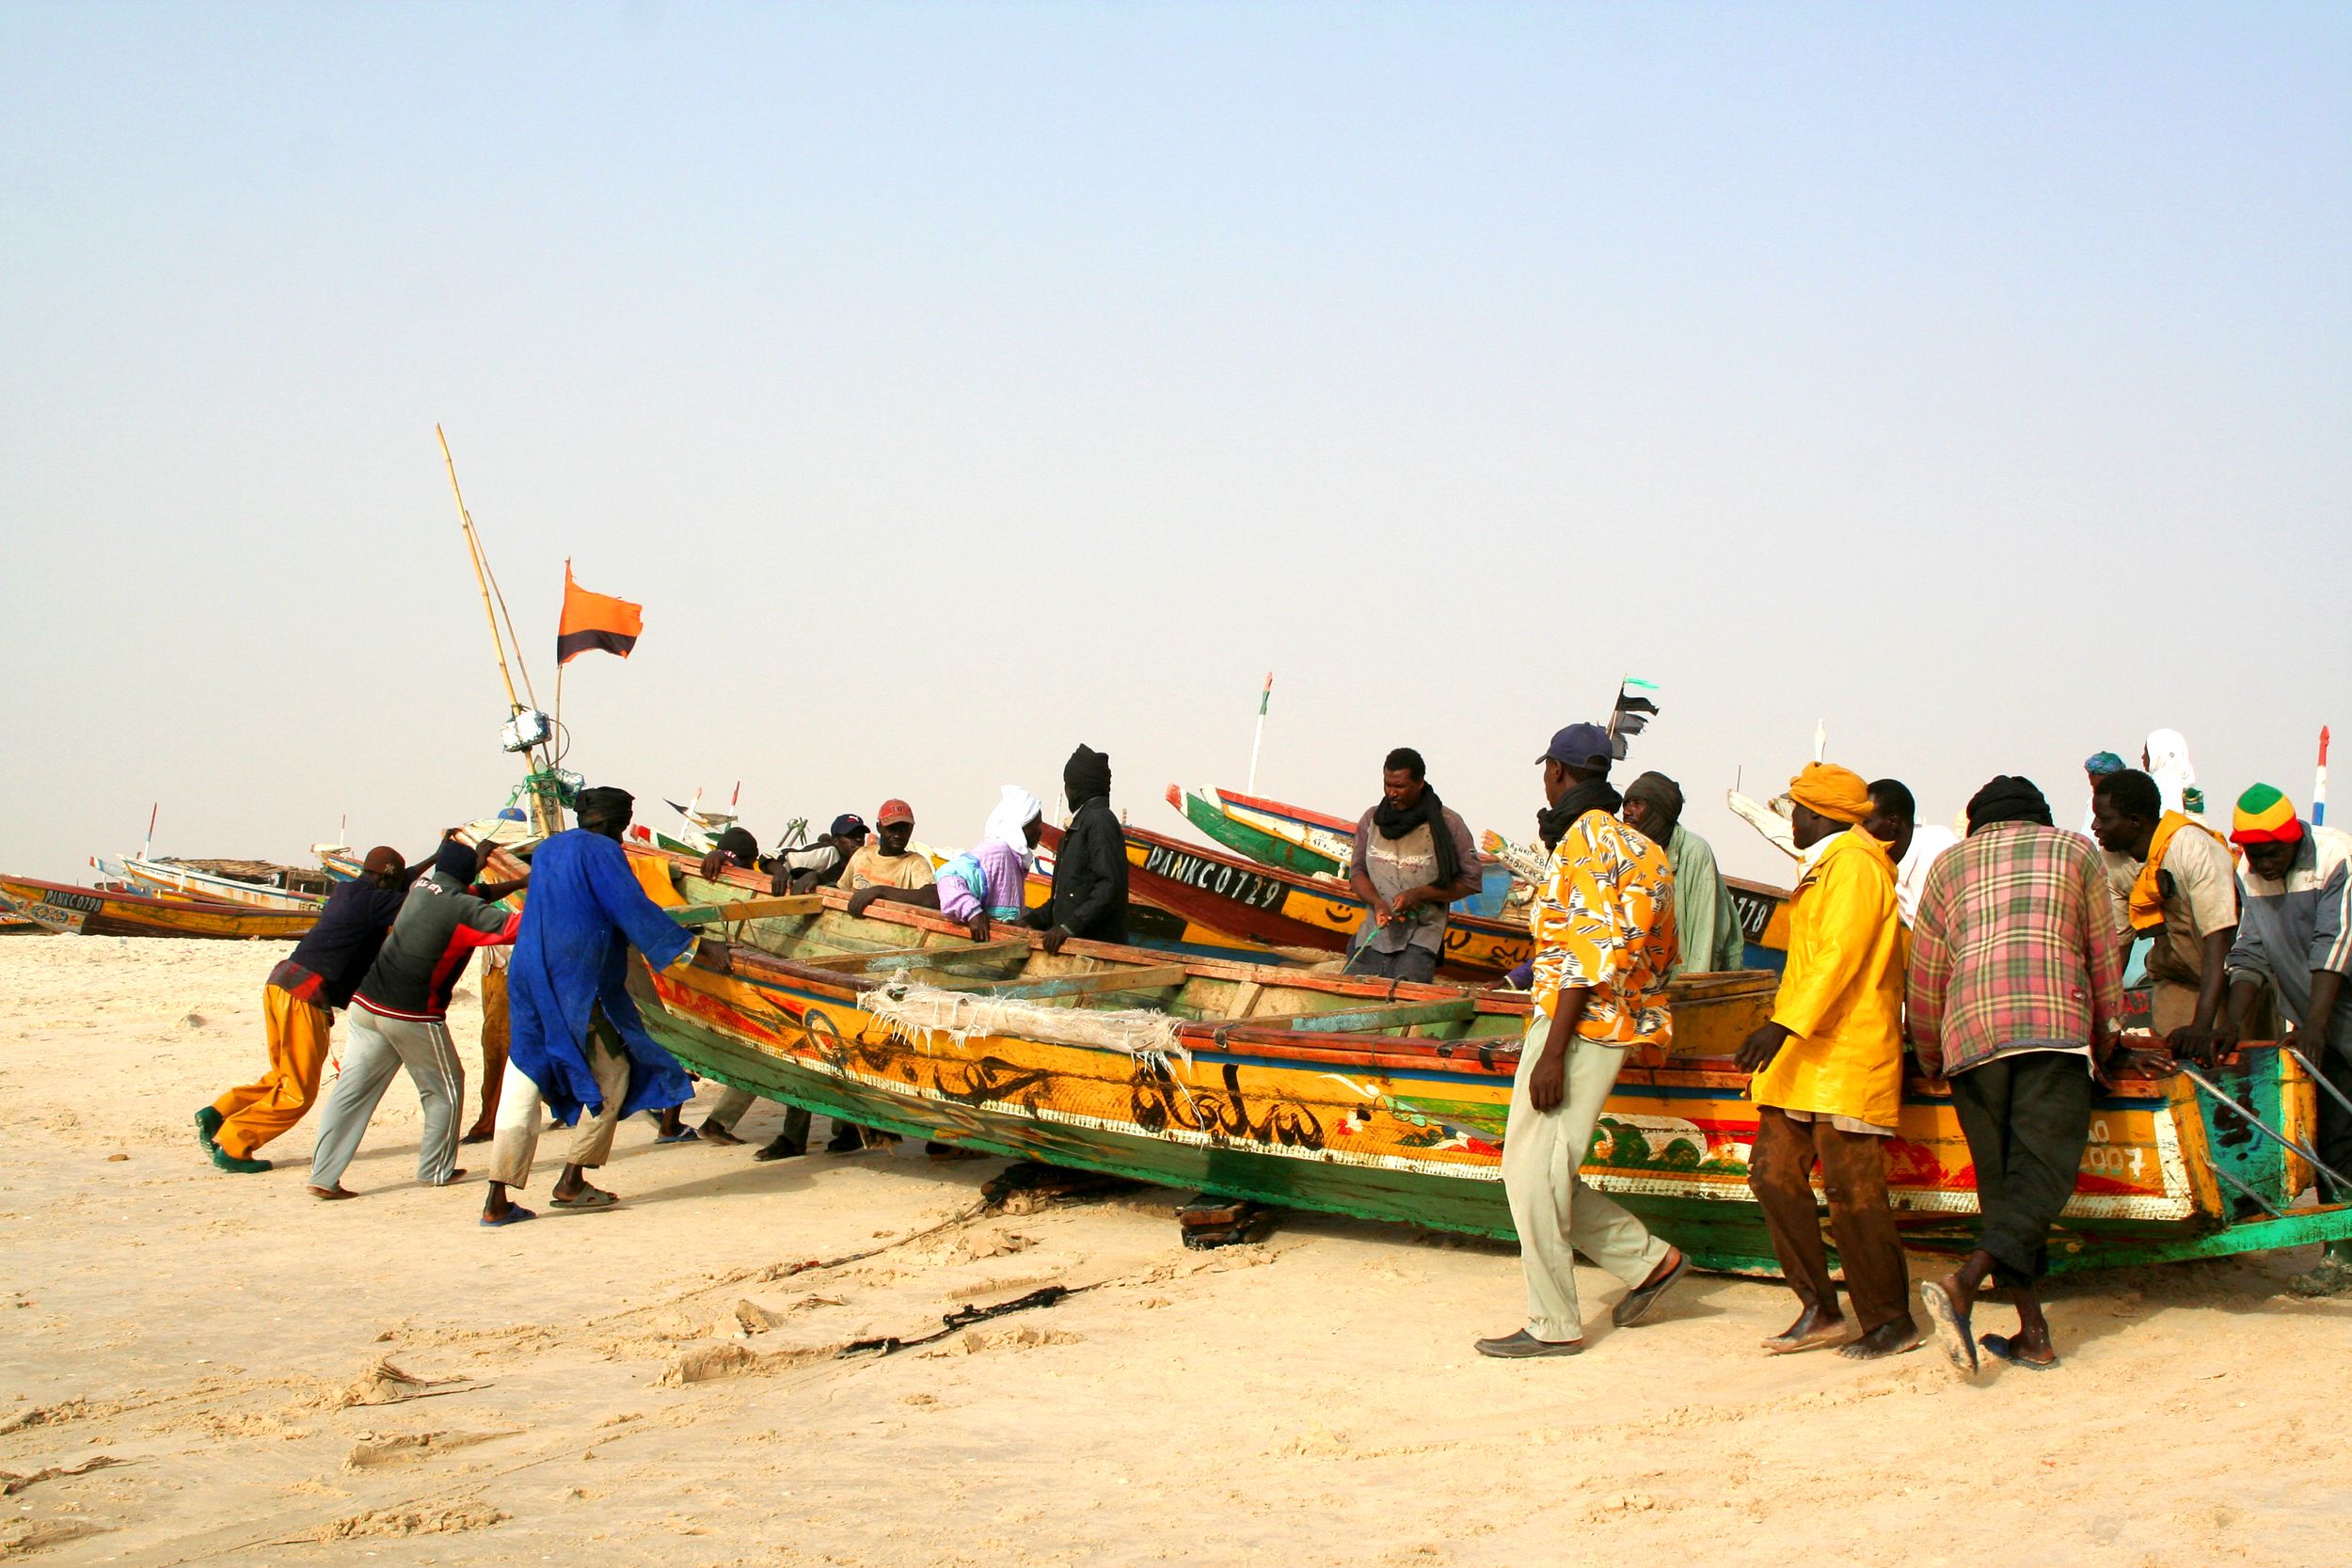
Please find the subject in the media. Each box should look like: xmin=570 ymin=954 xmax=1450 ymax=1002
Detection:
xmin=628 ymin=856 xmax=2352 ymax=1275
xmin=1059 ymin=820 xmax=1531 ymax=981
xmin=101 ymin=855 xmax=326 ymax=911
xmin=0 ymin=874 xmax=319 ymax=940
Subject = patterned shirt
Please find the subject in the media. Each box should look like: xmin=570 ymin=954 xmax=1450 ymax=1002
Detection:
xmin=1907 ymin=821 xmax=2125 ymax=1078
xmin=1527 ymin=808 xmax=1677 ymax=1049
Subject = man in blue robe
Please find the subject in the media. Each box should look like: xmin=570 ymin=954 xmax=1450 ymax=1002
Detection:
xmin=482 ymin=786 xmax=697 ymax=1226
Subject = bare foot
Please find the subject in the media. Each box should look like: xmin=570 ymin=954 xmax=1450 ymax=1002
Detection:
xmin=460 ymin=1127 xmax=494 ymax=1146
xmin=1838 ymin=1318 xmax=1922 ymax=1359
xmin=309 ymin=1183 xmax=358 ymax=1201
xmin=1762 ymin=1303 xmax=1848 ymax=1354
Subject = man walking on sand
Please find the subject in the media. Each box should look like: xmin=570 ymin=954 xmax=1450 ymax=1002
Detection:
xmin=1909 ymin=776 xmax=2123 ymax=1377
xmin=195 ymin=845 xmax=430 ymax=1174
xmin=1478 ymin=723 xmax=1688 ymax=1358
xmin=481 ymin=787 xmax=702 ymax=1227
xmin=1737 ymin=763 xmax=1920 ymax=1360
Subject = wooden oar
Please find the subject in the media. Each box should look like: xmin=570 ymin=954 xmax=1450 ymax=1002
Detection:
xmin=668 ymin=895 xmax=824 ymax=926
xmin=917 ymin=964 xmax=1193 ymax=1000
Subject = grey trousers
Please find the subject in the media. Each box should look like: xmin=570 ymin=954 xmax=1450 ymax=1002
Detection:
xmin=707 ymin=1085 xmax=812 ymax=1144
xmin=1500 ymin=1008 xmax=1670 ymax=1341
xmin=308 ymin=1007 xmax=465 ymax=1189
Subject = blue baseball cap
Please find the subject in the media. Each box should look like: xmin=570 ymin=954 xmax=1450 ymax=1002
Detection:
xmin=829 ymin=813 xmax=870 ymax=839
xmin=1537 ymin=722 xmax=1613 ymax=769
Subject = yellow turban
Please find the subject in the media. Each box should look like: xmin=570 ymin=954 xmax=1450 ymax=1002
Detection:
xmin=1788 ymin=762 xmax=1872 ymax=826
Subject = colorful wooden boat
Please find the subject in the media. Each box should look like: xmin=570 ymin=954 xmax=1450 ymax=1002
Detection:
xmin=627 ymin=857 xmax=2352 ymax=1275
xmin=101 ymin=855 xmax=326 ymax=911
xmin=1055 ymin=820 xmax=1531 ymax=981
xmin=0 ymin=874 xmax=318 ymax=940
xmin=1168 ymin=784 xmax=1518 ymax=917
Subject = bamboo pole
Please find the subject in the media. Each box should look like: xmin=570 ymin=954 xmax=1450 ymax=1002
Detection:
xmin=438 ymin=424 xmax=525 ymax=718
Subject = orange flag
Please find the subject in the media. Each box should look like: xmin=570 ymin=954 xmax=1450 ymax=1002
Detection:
xmin=557 ymin=562 xmax=643 ymax=665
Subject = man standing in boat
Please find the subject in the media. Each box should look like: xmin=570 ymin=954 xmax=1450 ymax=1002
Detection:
xmin=1344 ymin=748 xmax=1484 ymax=985
xmin=1027 ymin=745 xmax=1128 ymax=954
xmin=1478 ymin=723 xmax=1688 ymax=1358
xmin=1619 ymin=771 xmax=1746 ymax=975
xmin=2218 ymin=784 xmax=2352 ymax=1296
xmin=2090 ymin=768 xmax=2239 ymax=1056
xmin=1909 ymin=775 xmax=2123 ymax=1376
xmin=1736 ymin=763 xmax=1919 ymax=1360
xmin=481 ymin=786 xmax=702 ymax=1227
xmin=195 ymin=844 xmax=434 ymax=1175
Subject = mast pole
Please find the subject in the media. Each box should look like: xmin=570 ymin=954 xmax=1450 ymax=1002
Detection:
xmin=2318 ymin=725 xmax=2331 ymax=828
xmin=1246 ymin=672 xmax=1272 ymax=795
xmin=438 ymin=424 xmax=524 ymax=718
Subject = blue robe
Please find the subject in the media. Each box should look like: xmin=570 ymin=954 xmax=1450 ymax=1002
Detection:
xmin=506 ymin=828 xmax=696 ymax=1123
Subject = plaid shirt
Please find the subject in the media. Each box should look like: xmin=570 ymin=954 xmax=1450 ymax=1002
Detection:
xmin=1907 ymin=821 xmax=2124 ymax=1078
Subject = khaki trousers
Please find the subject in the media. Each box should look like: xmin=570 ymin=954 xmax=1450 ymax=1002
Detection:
xmin=1501 ymin=1009 xmax=1670 ymax=1341
xmin=212 ymin=984 xmax=335 ymax=1160
xmin=486 ymin=1018 xmax=631 ymax=1189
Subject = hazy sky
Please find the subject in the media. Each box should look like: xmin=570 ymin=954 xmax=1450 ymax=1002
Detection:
xmin=5 ymin=3 xmax=2346 ymax=890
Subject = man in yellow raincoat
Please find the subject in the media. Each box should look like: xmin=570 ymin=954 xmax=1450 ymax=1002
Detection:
xmin=1735 ymin=762 xmax=1920 ymax=1360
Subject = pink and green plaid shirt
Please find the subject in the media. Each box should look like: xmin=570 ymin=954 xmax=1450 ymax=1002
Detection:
xmin=1906 ymin=821 xmax=2125 ymax=1078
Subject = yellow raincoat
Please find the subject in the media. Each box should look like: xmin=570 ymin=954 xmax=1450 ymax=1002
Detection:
xmin=1749 ymin=827 xmax=1906 ymax=1128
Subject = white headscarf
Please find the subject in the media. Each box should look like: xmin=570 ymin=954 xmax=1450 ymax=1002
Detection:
xmin=983 ymin=785 xmax=1043 ymax=870
xmin=2143 ymin=728 xmax=2197 ymax=817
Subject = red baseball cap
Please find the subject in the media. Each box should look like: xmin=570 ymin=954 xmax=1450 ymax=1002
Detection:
xmin=877 ymin=799 xmax=914 ymax=827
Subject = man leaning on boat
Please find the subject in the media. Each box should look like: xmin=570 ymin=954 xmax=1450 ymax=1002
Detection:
xmin=1345 ymin=748 xmax=1483 ymax=985
xmin=1478 ymin=723 xmax=1690 ymax=1358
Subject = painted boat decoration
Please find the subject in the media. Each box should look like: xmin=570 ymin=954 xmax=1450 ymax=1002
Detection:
xmin=0 ymin=874 xmax=318 ymax=940
xmin=98 ymin=855 xmax=326 ymax=911
xmin=1054 ymin=820 xmax=1531 ymax=981
xmin=627 ymin=855 xmax=2352 ymax=1275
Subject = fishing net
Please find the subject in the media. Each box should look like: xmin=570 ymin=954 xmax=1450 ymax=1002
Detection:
xmin=859 ymin=980 xmax=1189 ymax=1064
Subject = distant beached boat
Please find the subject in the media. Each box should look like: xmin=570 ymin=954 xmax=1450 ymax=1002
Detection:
xmin=0 ymin=874 xmax=317 ymax=940
xmin=98 ymin=854 xmax=326 ymax=911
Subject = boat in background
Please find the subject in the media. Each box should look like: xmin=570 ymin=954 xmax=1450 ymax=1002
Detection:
xmin=0 ymin=874 xmax=318 ymax=940
xmin=98 ymin=855 xmax=326 ymax=911
xmin=1054 ymin=820 xmax=1532 ymax=981
xmin=628 ymin=853 xmax=2352 ymax=1275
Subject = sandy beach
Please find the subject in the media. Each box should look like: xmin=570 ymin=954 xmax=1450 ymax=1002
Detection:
xmin=2 ymin=934 xmax=2344 ymax=1567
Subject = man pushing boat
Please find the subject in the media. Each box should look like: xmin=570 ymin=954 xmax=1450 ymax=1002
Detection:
xmin=480 ymin=786 xmax=704 ymax=1227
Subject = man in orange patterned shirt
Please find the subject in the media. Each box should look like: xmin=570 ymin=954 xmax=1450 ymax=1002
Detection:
xmin=1478 ymin=723 xmax=1690 ymax=1358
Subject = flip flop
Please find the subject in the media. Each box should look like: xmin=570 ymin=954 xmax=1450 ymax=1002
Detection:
xmin=479 ymin=1205 xmax=537 ymax=1228
xmin=1979 ymin=1333 xmax=2059 ymax=1371
xmin=1918 ymin=1281 xmax=1979 ymax=1379
xmin=1762 ymin=1324 xmax=1850 ymax=1355
xmin=550 ymin=1188 xmax=619 ymax=1211
xmin=653 ymin=1128 xmax=701 ymax=1144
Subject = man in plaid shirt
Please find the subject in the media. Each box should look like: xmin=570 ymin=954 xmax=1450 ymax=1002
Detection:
xmin=1908 ymin=775 xmax=2124 ymax=1378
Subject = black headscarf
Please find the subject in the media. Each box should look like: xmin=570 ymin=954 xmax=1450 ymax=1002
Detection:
xmin=432 ymin=837 xmax=484 ymax=885
xmin=1966 ymin=775 xmax=2053 ymax=835
xmin=711 ymin=826 xmax=760 ymax=866
xmin=1374 ymin=779 xmax=1463 ymax=887
xmin=1064 ymin=744 xmax=1112 ymax=808
xmin=1538 ymin=771 xmax=1623 ymax=848
xmin=575 ymin=785 xmax=635 ymax=838
xmin=1623 ymin=771 xmax=1685 ymax=841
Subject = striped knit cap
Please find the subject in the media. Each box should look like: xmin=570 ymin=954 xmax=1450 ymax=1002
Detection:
xmin=2231 ymin=784 xmax=2303 ymax=846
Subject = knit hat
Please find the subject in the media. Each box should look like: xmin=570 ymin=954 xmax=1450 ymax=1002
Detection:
xmin=1788 ymin=762 xmax=1872 ymax=826
xmin=2231 ymin=784 xmax=2303 ymax=846
xmin=2084 ymin=752 xmax=2126 ymax=775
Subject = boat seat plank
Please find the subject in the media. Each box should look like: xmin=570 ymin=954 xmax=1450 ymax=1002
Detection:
xmin=816 ymin=940 xmax=1033 ymax=974
xmin=1227 ymin=998 xmax=1482 ymax=1035
xmin=922 ymin=964 xmax=1194 ymax=1000
xmin=669 ymin=895 xmax=824 ymax=926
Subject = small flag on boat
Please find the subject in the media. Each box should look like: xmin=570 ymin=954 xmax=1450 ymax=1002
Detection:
xmin=557 ymin=562 xmax=643 ymax=665
xmin=1607 ymin=678 xmax=1660 ymax=760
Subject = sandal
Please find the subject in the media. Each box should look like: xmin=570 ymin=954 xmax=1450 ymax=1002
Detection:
xmin=550 ymin=1187 xmax=619 ymax=1211
xmin=1979 ymin=1333 xmax=2058 ymax=1371
xmin=479 ymin=1204 xmax=537 ymax=1228
xmin=1918 ymin=1281 xmax=1979 ymax=1379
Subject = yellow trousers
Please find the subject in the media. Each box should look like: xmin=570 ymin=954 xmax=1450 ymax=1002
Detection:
xmin=211 ymin=983 xmax=335 ymax=1159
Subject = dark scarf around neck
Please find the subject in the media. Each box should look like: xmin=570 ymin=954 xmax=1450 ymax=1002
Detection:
xmin=1537 ymin=775 xmax=1623 ymax=849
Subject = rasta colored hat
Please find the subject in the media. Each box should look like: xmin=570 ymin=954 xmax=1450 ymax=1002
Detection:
xmin=1788 ymin=762 xmax=1872 ymax=826
xmin=2084 ymin=752 xmax=2126 ymax=775
xmin=876 ymin=799 xmax=914 ymax=828
xmin=2231 ymin=784 xmax=2303 ymax=846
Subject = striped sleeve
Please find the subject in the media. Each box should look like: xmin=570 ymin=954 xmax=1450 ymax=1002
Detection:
xmin=2313 ymin=855 xmax=2352 ymax=978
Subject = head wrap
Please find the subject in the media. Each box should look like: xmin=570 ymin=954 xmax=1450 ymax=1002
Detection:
xmin=1623 ymin=771 xmax=1685 ymax=839
xmin=1966 ymin=776 xmax=2054 ymax=834
xmin=984 ymin=785 xmax=1044 ymax=870
xmin=433 ymin=837 xmax=484 ymax=884
xmin=1537 ymin=774 xmax=1622 ymax=847
xmin=1063 ymin=745 xmax=1112 ymax=806
xmin=2231 ymin=784 xmax=2304 ymax=846
xmin=575 ymin=785 xmax=635 ymax=837
xmin=2143 ymin=728 xmax=2197 ymax=816
xmin=1788 ymin=762 xmax=1872 ymax=826
xmin=2084 ymin=752 xmax=2126 ymax=776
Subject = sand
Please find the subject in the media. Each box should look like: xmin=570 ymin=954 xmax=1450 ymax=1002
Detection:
xmin=1 ymin=936 xmax=2345 ymax=1567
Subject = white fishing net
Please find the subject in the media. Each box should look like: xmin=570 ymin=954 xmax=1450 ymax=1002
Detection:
xmin=859 ymin=980 xmax=1189 ymax=1063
